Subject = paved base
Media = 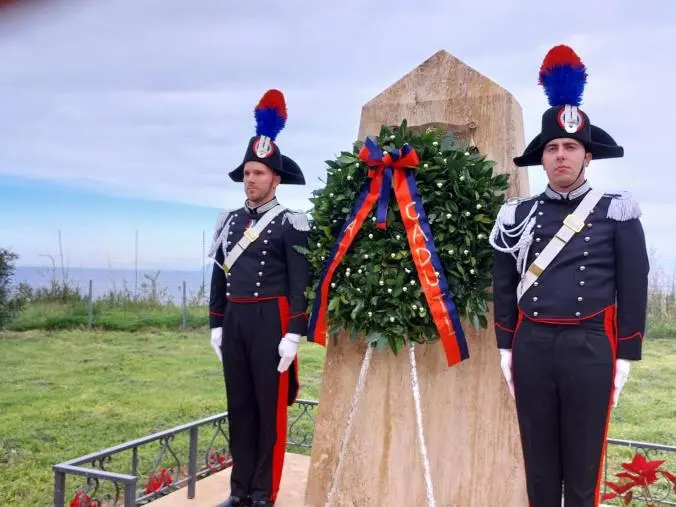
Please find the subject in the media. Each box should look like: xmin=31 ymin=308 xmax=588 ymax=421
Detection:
xmin=150 ymin=453 xmax=309 ymax=507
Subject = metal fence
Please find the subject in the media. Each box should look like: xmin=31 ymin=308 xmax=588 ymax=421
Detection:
xmin=9 ymin=278 xmax=210 ymax=331
xmin=52 ymin=399 xmax=675 ymax=507
xmin=53 ymin=400 xmax=318 ymax=507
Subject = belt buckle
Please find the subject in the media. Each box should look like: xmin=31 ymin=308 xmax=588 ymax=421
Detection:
xmin=528 ymin=263 xmax=543 ymax=276
xmin=244 ymin=228 xmax=259 ymax=242
xmin=563 ymin=214 xmax=584 ymax=233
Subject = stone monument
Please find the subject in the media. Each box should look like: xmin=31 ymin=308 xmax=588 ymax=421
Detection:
xmin=304 ymin=50 xmax=530 ymax=506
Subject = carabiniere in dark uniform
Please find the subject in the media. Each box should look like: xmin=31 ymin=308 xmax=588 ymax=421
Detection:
xmin=208 ymin=89 xmax=311 ymax=507
xmin=490 ymin=44 xmax=650 ymax=507
xmin=493 ymin=181 xmax=648 ymax=360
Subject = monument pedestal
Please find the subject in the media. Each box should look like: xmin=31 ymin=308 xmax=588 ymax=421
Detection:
xmin=304 ymin=50 xmax=530 ymax=506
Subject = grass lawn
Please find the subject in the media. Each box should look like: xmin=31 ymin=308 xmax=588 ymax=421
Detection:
xmin=0 ymin=328 xmax=325 ymax=506
xmin=0 ymin=329 xmax=673 ymax=506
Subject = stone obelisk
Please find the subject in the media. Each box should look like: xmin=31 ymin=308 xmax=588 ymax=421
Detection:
xmin=304 ymin=50 xmax=530 ymax=506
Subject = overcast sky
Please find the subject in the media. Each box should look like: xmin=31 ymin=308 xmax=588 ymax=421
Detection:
xmin=0 ymin=0 xmax=674 ymax=276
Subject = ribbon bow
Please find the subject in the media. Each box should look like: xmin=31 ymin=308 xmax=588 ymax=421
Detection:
xmin=358 ymin=136 xmax=420 ymax=230
xmin=307 ymin=136 xmax=469 ymax=367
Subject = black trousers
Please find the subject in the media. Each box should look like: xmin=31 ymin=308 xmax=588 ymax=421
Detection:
xmin=512 ymin=308 xmax=616 ymax=507
xmin=221 ymin=297 xmax=298 ymax=503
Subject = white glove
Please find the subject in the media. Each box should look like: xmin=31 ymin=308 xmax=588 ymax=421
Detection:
xmin=210 ymin=327 xmax=223 ymax=362
xmin=277 ymin=333 xmax=300 ymax=372
xmin=499 ymin=349 xmax=514 ymax=398
xmin=612 ymin=359 xmax=631 ymax=407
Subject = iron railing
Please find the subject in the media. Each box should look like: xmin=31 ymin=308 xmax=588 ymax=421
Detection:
xmin=603 ymin=438 xmax=676 ymax=506
xmin=53 ymin=399 xmax=317 ymax=507
xmin=53 ymin=401 xmax=674 ymax=507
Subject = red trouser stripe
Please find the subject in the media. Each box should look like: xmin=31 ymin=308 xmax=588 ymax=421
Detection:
xmin=270 ymin=297 xmax=290 ymax=503
xmin=594 ymin=305 xmax=618 ymax=505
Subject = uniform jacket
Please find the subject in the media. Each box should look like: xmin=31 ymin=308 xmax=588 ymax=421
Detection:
xmin=208 ymin=197 xmax=311 ymax=336
xmin=490 ymin=181 xmax=649 ymax=360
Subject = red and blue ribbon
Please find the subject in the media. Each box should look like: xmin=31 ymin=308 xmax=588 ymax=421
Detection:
xmin=307 ymin=136 xmax=469 ymax=367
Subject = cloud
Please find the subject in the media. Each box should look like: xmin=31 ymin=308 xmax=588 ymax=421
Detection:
xmin=1 ymin=0 xmax=675 ymax=268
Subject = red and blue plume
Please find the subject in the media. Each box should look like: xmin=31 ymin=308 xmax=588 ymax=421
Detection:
xmin=254 ymin=89 xmax=287 ymax=141
xmin=538 ymin=45 xmax=588 ymax=107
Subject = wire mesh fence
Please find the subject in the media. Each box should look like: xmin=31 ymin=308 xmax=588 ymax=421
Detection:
xmin=7 ymin=276 xmax=211 ymax=331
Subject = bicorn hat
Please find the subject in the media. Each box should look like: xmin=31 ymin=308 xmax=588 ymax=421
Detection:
xmin=229 ymin=89 xmax=305 ymax=185
xmin=514 ymin=45 xmax=624 ymax=167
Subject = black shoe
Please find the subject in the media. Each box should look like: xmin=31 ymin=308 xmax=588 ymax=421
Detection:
xmin=215 ymin=496 xmax=251 ymax=507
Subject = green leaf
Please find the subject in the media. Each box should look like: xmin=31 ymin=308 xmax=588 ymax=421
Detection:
xmin=293 ymin=245 xmax=310 ymax=256
xmin=328 ymin=297 xmax=340 ymax=312
xmin=350 ymin=300 xmax=364 ymax=320
xmin=338 ymin=154 xmax=356 ymax=165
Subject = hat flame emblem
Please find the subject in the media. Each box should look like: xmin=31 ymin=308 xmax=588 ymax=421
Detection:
xmin=558 ymin=105 xmax=585 ymax=134
xmin=253 ymin=136 xmax=274 ymax=158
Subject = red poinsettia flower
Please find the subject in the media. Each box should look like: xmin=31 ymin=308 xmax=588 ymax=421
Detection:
xmin=160 ymin=468 xmax=173 ymax=486
xmin=69 ymin=489 xmax=91 ymax=507
xmin=145 ymin=473 xmax=164 ymax=494
xmin=207 ymin=448 xmax=230 ymax=472
xmin=620 ymin=454 xmax=664 ymax=488
xmin=602 ymin=452 xmax=676 ymax=504
xmin=662 ymin=470 xmax=676 ymax=491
